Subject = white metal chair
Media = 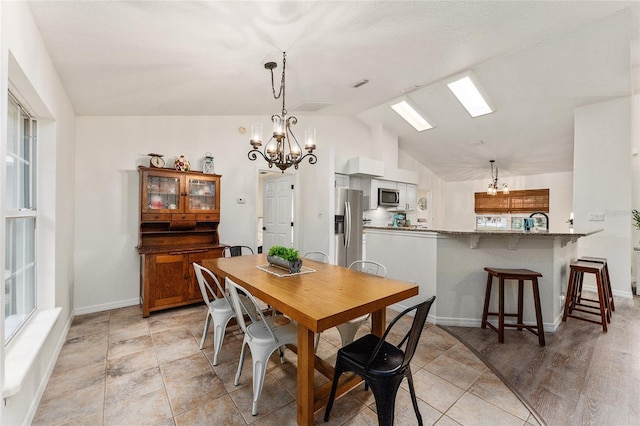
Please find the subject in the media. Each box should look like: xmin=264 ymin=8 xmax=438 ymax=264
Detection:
xmin=192 ymin=263 xmax=256 ymax=365
xmin=303 ymin=251 xmax=330 ymax=264
xmin=226 ymin=277 xmax=298 ymax=416
xmin=335 ymin=260 xmax=387 ymax=347
xmin=348 ymin=260 xmax=387 ymax=277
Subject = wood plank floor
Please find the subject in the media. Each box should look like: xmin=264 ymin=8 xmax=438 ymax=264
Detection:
xmin=442 ymin=293 xmax=640 ymax=426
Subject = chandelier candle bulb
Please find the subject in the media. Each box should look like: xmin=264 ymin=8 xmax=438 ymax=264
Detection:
xmin=266 ymin=141 xmax=277 ymax=156
xmin=273 ymin=116 xmax=284 ymax=138
xmin=305 ymin=127 xmax=316 ymax=151
xmin=251 ymin=124 xmax=262 ymax=146
xmin=290 ymin=144 xmax=301 ymax=159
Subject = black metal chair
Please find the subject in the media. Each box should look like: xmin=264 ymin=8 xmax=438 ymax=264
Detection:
xmin=224 ymin=245 xmax=254 ymax=257
xmin=324 ymin=296 xmax=436 ymax=426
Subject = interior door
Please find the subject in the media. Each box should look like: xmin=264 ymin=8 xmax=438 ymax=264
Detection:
xmin=262 ymin=174 xmax=294 ymax=253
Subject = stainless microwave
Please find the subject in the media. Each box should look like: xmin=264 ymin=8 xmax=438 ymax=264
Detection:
xmin=378 ymin=187 xmax=400 ymax=206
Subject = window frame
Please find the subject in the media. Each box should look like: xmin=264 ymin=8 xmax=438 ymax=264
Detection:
xmin=4 ymin=91 xmax=38 ymax=344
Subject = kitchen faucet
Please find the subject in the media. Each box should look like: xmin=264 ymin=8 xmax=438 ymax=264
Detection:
xmin=529 ymin=212 xmax=549 ymax=231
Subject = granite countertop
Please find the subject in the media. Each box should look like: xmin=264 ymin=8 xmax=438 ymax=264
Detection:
xmin=363 ymin=225 xmax=602 ymax=238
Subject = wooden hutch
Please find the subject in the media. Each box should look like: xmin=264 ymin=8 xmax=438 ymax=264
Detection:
xmin=137 ymin=166 xmax=225 ymax=317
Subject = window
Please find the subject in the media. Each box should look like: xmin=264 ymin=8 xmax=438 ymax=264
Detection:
xmin=5 ymin=92 xmax=37 ymax=342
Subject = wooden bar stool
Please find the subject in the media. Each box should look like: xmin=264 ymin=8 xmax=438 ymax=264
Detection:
xmin=562 ymin=261 xmax=609 ymax=332
xmin=577 ymin=256 xmax=614 ymax=316
xmin=481 ymin=267 xmax=545 ymax=346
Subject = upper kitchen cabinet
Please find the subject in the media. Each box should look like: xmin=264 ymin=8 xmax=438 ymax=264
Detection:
xmin=335 ymin=173 xmax=350 ymax=189
xmin=350 ymin=177 xmax=373 ymax=210
xmin=397 ymin=183 xmax=417 ymax=211
xmin=351 ymin=177 xmax=417 ymax=211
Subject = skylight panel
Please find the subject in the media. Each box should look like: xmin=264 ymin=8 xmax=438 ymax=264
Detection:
xmin=390 ymin=100 xmax=434 ymax=131
xmin=447 ymin=74 xmax=493 ymax=117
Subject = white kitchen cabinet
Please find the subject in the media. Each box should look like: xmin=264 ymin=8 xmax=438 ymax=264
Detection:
xmin=335 ymin=173 xmax=350 ymax=189
xmin=376 ymin=179 xmax=397 ymax=190
xmin=355 ymin=178 xmax=416 ymax=211
xmin=406 ymin=184 xmax=417 ymax=210
xmin=369 ymin=179 xmax=381 ymax=210
xmin=397 ymin=183 xmax=417 ymax=211
xmin=350 ymin=177 xmax=373 ymax=210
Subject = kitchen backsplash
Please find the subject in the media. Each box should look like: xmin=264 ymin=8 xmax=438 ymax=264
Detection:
xmin=364 ymin=207 xmax=419 ymax=227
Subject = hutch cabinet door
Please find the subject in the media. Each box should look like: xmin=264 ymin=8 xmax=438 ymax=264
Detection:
xmin=185 ymin=174 xmax=220 ymax=214
xmin=147 ymin=253 xmax=189 ymax=310
xmin=142 ymin=170 xmax=185 ymax=213
xmin=187 ymin=248 xmax=225 ymax=302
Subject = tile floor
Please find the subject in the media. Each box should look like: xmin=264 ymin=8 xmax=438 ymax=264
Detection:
xmin=33 ymin=304 xmax=541 ymax=425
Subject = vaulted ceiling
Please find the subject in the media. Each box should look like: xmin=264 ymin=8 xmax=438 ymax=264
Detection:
xmin=26 ymin=1 xmax=639 ymax=181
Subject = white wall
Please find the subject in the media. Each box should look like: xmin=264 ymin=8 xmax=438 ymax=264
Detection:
xmin=398 ymin=148 xmax=446 ymax=228
xmin=74 ymin=115 xmax=372 ymax=312
xmin=442 ymin=171 xmax=574 ymax=232
xmin=574 ymin=97 xmax=633 ymax=297
xmin=1 ymin=3 xmax=77 ymax=424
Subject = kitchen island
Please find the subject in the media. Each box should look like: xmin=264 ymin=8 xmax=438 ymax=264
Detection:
xmin=364 ymin=226 xmax=602 ymax=331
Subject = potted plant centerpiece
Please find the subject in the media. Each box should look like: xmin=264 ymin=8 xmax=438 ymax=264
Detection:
xmin=267 ymin=246 xmax=303 ymax=274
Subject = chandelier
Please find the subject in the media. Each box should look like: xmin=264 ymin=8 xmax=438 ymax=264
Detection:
xmin=248 ymin=52 xmax=317 ymax=172
xmin=487 ymin=160 xmax=509 ymax=195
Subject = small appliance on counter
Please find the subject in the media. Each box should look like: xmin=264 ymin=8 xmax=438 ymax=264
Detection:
xmin=392 ymin=212 xmax=407 ymax=227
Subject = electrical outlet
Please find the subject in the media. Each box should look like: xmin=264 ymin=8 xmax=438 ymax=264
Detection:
xmin=588 ymin=213 xmax=605 ymax=221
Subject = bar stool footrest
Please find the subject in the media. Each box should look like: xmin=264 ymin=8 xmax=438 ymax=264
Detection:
xmin=565 ymin=314 xmax=606 ymax=326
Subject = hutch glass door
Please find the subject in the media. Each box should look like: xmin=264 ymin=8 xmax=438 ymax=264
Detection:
xmin=188 ymin=178 xmax=216 ymax=211
xmin=146 ymin=174 xmax=181 ymax=211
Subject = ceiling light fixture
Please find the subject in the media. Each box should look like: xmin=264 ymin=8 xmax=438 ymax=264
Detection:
xmin=249 ymin=52 xmax=316 ymax=172
xmin=390 ymin=99 xmax=434 ymax=131
xmin=487 ymin=160 xmax=508 ymax=195
xmin=447 ymin=72 xmax=493 ymax=118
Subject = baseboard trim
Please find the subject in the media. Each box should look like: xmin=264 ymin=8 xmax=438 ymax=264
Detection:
xmin=74 ymin=298 xmax=139 ymax=316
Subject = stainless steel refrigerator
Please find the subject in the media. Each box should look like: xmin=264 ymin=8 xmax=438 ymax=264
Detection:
xmin=334 ymin=188 xmax=363 ymax=267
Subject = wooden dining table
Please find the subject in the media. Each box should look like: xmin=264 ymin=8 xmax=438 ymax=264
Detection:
xmin=202 ymin=254 xmax=419 ymax=425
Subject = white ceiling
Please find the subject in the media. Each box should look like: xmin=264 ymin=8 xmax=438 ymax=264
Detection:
xmin=26 ymin=1 xmax=640 ymax=181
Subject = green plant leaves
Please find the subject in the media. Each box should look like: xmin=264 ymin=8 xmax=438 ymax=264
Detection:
xmin=267 ymin=245 xmax=300 ymax=261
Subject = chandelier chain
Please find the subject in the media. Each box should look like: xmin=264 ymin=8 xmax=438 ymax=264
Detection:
xmin=269 ymin=52 xmax=287 ymax=117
